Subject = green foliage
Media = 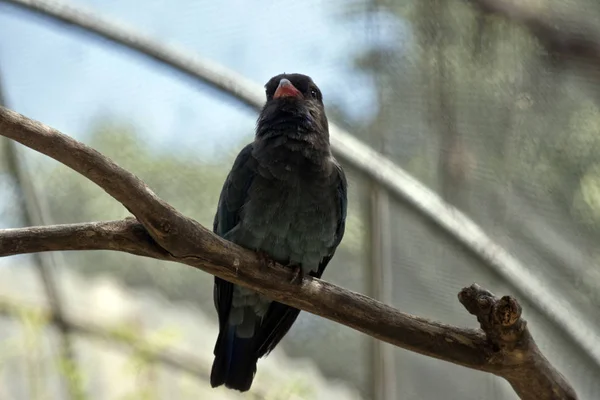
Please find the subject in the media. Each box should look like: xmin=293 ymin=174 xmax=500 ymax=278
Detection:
xmin=57 ymin=357 xmax=88 ymax=400
xmin=118 ymin=326 xmax=182 ymax=400
xmin=0 ymin=303 xmax=89 ymax=400
xmin=18 ymin=304 xmax=48 ymax=400
xmin=0 ymin=300 xmax=194 ymax=400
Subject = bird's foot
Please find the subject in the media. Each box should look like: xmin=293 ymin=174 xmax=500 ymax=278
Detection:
xmin=256 ymin=250 xmax=276 ymax=271
xmin=289 ymin=264 xmax=304 ymax=285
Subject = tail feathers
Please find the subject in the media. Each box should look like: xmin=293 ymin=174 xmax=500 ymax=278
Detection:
xmin=210 ymin=326 xmax=258 ymax=392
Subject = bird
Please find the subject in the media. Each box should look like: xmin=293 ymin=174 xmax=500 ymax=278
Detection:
xmin=209 ymin=73 xmax=348 ymax=392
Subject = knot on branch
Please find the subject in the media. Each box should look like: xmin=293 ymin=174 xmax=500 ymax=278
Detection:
xmin=458 ymin=284 xmax=526 ymax=352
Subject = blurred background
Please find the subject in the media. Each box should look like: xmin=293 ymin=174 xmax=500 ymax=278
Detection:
xmin=1 ymin=0 xmax=600 ymax=399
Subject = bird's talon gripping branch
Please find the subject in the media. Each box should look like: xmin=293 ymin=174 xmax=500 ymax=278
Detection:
xmin=256 ymin=250 xmax=275 ymax=271
xmin=289 ymin=265 xmax=304 ymax=285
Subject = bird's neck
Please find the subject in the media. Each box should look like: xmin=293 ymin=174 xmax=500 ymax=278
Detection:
xmin=257 ymin=125 xmax=329 ymax=149
xmin=253 ymin=128 xmax=332 ymax=171
xmin=255 ymin=111 xmax=330 ymax=150
xmin=256 ymin=111 xmax=315 ymax=136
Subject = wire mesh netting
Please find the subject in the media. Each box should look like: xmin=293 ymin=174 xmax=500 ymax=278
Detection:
xmin=1 ymin=0 xmax=600 ymax=399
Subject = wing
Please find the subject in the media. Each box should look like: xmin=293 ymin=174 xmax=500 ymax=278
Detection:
xmin=213 ymin=143 xmax=256 ymax=330
xmin=256 ymin=161 xmax=348 ymax=357
xmin=315 ymin=161 xmax=348 ymax=278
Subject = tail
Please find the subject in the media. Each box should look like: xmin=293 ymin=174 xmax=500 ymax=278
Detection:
xmin=210 ymin=325 xmax=258 ymax=392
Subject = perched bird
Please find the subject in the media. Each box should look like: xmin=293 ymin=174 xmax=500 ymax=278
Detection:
xmin=210 ymin=73 xmax=347 ymax=392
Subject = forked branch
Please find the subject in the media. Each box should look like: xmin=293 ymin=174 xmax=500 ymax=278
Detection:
xmin=0 ymin=107 xmax=577 ymax=399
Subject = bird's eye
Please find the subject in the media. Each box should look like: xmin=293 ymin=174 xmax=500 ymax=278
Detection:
xmin=310 ymin=88 xmax=318 ymax=99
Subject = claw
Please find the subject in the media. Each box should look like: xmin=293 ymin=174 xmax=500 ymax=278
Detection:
xmin=289 ymin=265 xmax=304 ymax=285
xmin=257 ymin=250 xmax=275 ymax=271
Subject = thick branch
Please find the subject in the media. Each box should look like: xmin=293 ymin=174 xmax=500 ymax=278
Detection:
xmin=0 ymin=220 xmax=491 ymax=368
xmin=0 ymin=219 xmax=168 ymax=259
xmin=0 ymin=106 xmax=578 ymax=397
xmin=0 ymin=223 xmax=577 ymax=399
xmin=459 ymin=285 xmax=576 ymax=399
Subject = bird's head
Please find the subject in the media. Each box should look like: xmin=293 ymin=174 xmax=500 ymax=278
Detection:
xmin=256 ymin=73 xmax=329 ymax=141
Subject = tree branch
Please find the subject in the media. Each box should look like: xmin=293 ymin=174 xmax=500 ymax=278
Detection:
xmin=0 ymin=107 xmax=577 ymax=399
xmin=0 ymin=106 xmax=203 ymax=257
xmin=459 ymin=285 xmax=576 ymax=399
xmin=0 ymin=220 xmax=490 ymax=367
xmin=0 ymin=219 xmax=168 ymax=259
xmin=0 ymin=222 xmax=577 ymax=399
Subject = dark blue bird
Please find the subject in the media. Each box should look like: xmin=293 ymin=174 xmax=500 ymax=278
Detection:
xmin=210 ymin=73 xmax=347 ymax=392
